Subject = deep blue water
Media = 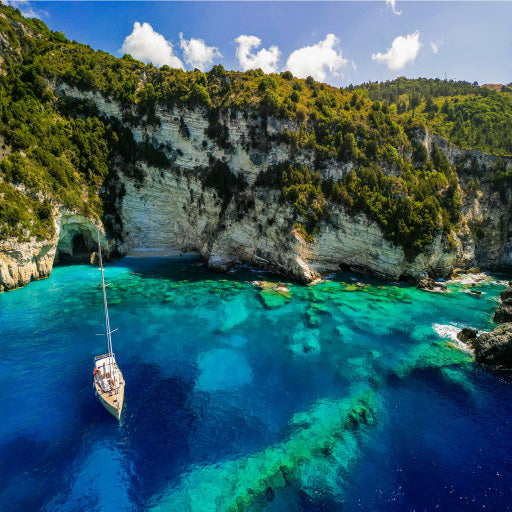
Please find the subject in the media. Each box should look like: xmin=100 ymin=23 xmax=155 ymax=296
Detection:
xmin=1 ymin=256 xmax=511 ymax=511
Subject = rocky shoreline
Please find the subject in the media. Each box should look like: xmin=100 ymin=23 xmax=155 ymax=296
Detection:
xmin=457 ymin=281 xmax=512 ymax=368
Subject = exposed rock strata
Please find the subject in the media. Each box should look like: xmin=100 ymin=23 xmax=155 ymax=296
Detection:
xmin=0 ymin=236 xmax=57 ymax=292
xmin=2 ymin=85 xmax=512 ymax=290
xmin=0 ymin=212 xmax=108 ymax=291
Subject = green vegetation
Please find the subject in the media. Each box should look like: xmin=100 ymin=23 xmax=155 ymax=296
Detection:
xmin=0 ymin=6 xmax=171 ymax=240
xmin=199 ymin=158 xmax=247 ymax=213
xmin=358 ymin=77 xmax=512 ymax=156
xmin=256 ymin=163 xmax=325 ymax=242
xmin=0 ymin=5 xmax=506 ymax=258
xmin=257 ymin=150 xmax=460 ymax=256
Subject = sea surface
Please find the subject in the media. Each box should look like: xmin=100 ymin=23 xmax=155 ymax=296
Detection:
xmin=1 ymin=256 xmax=511 ymax=511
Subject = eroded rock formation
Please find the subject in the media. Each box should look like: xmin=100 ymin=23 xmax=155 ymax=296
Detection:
xmin=0 ymin=212 xmax=109 ymax=291
xmin=2 ymin=86 xmax=512 ymax=291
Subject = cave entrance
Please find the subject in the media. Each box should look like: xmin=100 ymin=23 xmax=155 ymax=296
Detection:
xmin=72 ymin=233 xmax=90 ymax=258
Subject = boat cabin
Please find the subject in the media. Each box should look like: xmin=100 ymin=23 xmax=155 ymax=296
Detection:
xmin=94 ymin=355 xmax=120 ymax=393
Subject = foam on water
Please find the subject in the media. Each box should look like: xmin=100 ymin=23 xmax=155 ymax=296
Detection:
xmin=0 ymin=258 xmax=511 ymax=511
xmin=433 ymin=323 xmax=474 ymax=353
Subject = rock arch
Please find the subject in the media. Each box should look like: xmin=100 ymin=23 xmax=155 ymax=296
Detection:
xmin=55 ymin=214 xmax=107 ymax=263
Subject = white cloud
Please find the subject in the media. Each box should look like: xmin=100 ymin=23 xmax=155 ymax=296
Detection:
xmin=4 ymin=0 xmax=44 ymax=19
xmin=372 ymin=31 xmax=421 ymax=70
xmin=234 ymin=35 xmax=280 ymax=74
xmin=120 ymin=22 xmax=184 ymax=69
xmin=284 ymin=34 xmax=349 ymax=82
xmin=179 ymin=33 xmax=221 ymax=71
xmin=386 ymin=0 xmax=402 ymax=15
xmin=430 ymin=40 xmax=443 ymax=54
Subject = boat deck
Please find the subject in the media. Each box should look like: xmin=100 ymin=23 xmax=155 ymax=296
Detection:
xmin=94 ymin=364 xmax=125 ymax=420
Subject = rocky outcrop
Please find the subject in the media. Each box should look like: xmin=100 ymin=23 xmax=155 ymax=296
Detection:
xmin=416 ymin=277 xmax=447 ymax=292
xmin=457 ymin=327 xmax=478 ymax=345
xmin=499 ymin=282 xmax=512 ymax=301
xmin=463 ymin=283 xmax=512 ymax=367
xmin=493 ymin=282 xmax=512 ymax=323
xmin=473 ymin=323 xmax=512 ymax=367
xmin=0 ymin=212 xmax=109 ymax=291
xmin=494 ymin=299 xmax=512 ymax=323
xmin=0 ymin=237 xmax=57 ymax=292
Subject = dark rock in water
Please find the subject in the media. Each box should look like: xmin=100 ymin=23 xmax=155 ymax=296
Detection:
xmin=473 ymin=323 xmax=512 ymax=367
xmin=494 ymin=299 xmax=512 ymax=323
xmin=500 ymin=285 xmax=512 ymax=301
xmin=417 ymin=277 xmax=447 ymax=291
xmin=417 ymin=277 xmax=435 ymax=290
xmin=457 ymin=327 xmax=478 ymax=345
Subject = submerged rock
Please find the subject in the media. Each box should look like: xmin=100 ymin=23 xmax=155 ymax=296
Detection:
xmin=259 ymin=289 xmax=290 ymax=308
xmin=305 ymin=303 xmax=330 ymax=327
xmin=473 ymin=323 xmax=512 ymax=367
xmin=255 ymin=280 xmax=292 ymax=308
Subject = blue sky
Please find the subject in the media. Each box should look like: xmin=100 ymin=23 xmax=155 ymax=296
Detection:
xmin=10 ymin=1 xmax=512 ymax=87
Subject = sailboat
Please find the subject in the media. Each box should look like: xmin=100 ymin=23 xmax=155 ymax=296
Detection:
xmin=93 ymin=230 xmax=125 ymax=420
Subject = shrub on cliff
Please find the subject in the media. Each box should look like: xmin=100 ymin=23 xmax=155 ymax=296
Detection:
xmin=200 ymin=159 xmax=247 ymax=214
xmin=258 ymin=158 xmax=458 ymax=258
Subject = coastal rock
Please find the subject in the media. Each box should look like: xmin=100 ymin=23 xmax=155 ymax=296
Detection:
xmin=457 ymin=327 xmax=478 ymax=345
xmin=0 ymin=238 xmax=57 ymax=292
xmin=494 ymin=298 xmax=512 ymax=323
xmin=500 ymin=283 xmax=512 ymax=301
xmin=473 ymin=323 xmax=512 ymax=367
xmin=417 ymin=277 xmax=447 ymax=292
xmin=0 ymin=211 xmax=108 ymax=292
xmin=417 ymin=277 xmax=435 ymax=290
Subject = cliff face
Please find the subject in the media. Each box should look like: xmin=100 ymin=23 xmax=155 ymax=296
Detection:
xmin=0 ymin=235 xmax=57 ymax=292
xmin=1 ymin=85 xmax=511 ymax=291
xmin=0 ymin=212 xmax=108 ymax=291
xmin=420 ymin=131 xmax=512 ymax=270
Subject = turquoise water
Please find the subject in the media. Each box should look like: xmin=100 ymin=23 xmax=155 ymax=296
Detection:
xmin=1 ymin=256 xmax=511 ymax=511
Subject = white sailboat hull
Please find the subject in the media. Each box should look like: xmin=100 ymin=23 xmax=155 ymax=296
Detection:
xmin=94 ymin=362 xmax=125 ymax=420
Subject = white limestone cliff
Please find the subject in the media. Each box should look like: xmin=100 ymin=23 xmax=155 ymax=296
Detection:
xmin=1 ymin=86 xmax=511 ymax=291
xmin=0 ymin=212 xmax=108 ymax=291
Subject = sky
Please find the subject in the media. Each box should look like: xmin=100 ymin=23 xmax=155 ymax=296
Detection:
xmin=5 ymin=1 xmax=512 ymax=87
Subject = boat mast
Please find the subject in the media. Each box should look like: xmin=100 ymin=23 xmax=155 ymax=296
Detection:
xmin=97 ymin=230 xmax=113 ymax=364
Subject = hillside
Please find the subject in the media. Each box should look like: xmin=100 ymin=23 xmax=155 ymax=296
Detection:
xmin=356 ymin=77 xmax=512 ymax=156
xmin=0 ymin=4 xmax=511 ymax=290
